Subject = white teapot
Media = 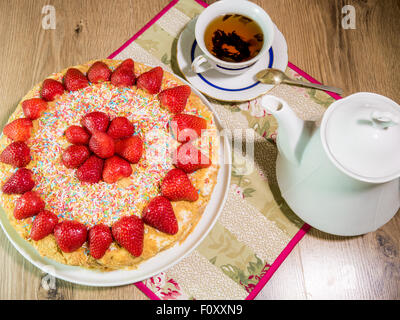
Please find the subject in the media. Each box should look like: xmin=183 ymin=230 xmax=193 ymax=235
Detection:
xmin=261 ymin=93 xmax=400 ymax=236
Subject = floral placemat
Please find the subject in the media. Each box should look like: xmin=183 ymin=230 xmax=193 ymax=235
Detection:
xmin=108 ymin=0 xmax=339 ymax=300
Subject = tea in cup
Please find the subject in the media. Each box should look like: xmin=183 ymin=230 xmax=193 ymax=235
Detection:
xmin=204 ymin=14 xmax=264 ymax=63
xmin=192 ymin=0 xmax=275 ymax=75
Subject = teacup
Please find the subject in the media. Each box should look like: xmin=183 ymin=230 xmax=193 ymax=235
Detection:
xmin=192 ymin=0 xmax=275 ymax=75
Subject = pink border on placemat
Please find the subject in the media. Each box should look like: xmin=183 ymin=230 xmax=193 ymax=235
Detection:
xmin=245 ymin=223 xmax=311 ymax=299
xmin=108 ymin=0 xmax=179 ymax=59
xmin=134 ymin=281 xmax=161 ymax=300
xmin=109 ymin=0 xmax=343 ymax=300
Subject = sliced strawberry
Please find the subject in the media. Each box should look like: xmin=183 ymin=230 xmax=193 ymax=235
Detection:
xmin=159 ymin=85 xmax=191 ymax=114
xmin=87 ymin=61 xmax=112 ymax=83
xmin=54 ymin=220 xmax=88 ymax=253
xmin=3 ymin=118 xmax=33 ymax=142
xmin=30 ymin=210 xmax=59 ymax=241
xmin=142 ymin=196 xmax=178 ymax=235
xmin=89 ymin=131 xmax=115 ymax=159
xmin=63 ymin=68 xmax=89 ymax=91
xmin=136 ymin=66 xmax=163 ymax=94
xmin=170 ymin=114 xmax=207 ymax=143
xmin=76 ymin=155 xmax=104 ymax=184
xmin=114 ymin=136 xmax=143 ymax=164
xmin=2 ymin=168 xmax=35 ymax=194
xmin=22 ymin=98 xmax=48 ymax=120
xmin=40 ymin=79 xmax=65 ymax=101
xmin=61 ymin=145 xmax=90 ymax=168
xmin=107 ymin=117 xmax=134 ymax=139
xmin=102 ymin=156 xmax=132 ymax=183
xmin=173 ymin=143 xmax=211 ymax=173
xmin=0 ymin=141 xmax=31 ymax=167
xmin=65 ymin=125 xmax=90 ymax=145
xmin=112 ymin=215 xmax=144 ymax=257
xmin=88 ymin=224 xmax=113 ymax=259
xmin=13 ymin=191 xmax=45 ymax=220
xmin=111 ymin=60 xmax=136 ymax=87
xmin=81 ymin=111 xmax=110 ymax=134
xmin=161 ymin=168 xmax=198 ymax=202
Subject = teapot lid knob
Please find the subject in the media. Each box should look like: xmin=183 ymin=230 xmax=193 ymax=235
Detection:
xmin=320 ymin=92 xmax=400 ymax=183
xmin=370 ymin=110 xmax=399 ymax=129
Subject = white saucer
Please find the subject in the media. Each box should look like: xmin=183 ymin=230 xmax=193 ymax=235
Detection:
xmin=176 ymin=18 xmax=288 ymax=102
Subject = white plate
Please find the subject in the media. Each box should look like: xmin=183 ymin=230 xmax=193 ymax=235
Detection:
xmin=176 ymin=18 xmax=288 ymax=102
xmin=0 ymin=74 xmax=232 ymax=287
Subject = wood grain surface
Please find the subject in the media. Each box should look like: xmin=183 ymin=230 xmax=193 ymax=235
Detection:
xmin=0 ymin=0 xmax=399 ymax=300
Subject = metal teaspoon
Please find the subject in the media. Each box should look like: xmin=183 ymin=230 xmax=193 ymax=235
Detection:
xmin=256 ymin=68 xmax=344 ymax=95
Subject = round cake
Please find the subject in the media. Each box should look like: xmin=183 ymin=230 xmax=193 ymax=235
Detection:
xmin=0 ymin=59 xmax=219 ymax=271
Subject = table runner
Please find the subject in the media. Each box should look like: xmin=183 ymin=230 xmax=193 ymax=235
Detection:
xmin=109 ymin=0 xmax=340 ymax=300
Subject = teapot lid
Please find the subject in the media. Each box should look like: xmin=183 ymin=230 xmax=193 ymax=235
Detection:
xmin=321 ymin=92 xmax=400 ymax=183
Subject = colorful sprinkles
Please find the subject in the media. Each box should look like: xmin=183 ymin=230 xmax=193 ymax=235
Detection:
xmin=29 ymin=81 xmax=181 ymax=228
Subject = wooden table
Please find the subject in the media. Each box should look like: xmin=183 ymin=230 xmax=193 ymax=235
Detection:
xmin=0 ymin=0 xmax=399 ymax=300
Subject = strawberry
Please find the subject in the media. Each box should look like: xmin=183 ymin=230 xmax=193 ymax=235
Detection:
xmin=76 ymin=155 xmax=104 ymax=184
xmin=87 ymin=61 xmax=112 ymax=83
xmin=102 ymin=156 xmax=132 ymax=183
xmin=170 ymin=114 xmax=207 ymax=143
xmin=54 ymin=220 xmax=88 ymax=253
xmin=40 ymin=79 xmax=65 ymax=101
xmin=111 ymin=68 xmax=135 ymax=87
xmin=158 ymin=85 xmax=191 ymax=114
xmin=13 ymin=191 xmax=45 ymax=220
xmin=30 ymin=210 xmax=58 ymax=241
xmin=107 ymin=117 xmax=134 ymax=139
xmin=3 ymin=118 xmax=33 ymax=142
xmin=111 ymin=60 xmax=136 ymax=87
xmin=0 ymin=141 xmax=31 ymax=167
xmin=61 ymin=145 xmax=90 ymax=168
xmin=142 ymin=196 xmax=178 ymax=235
xmin=112 ymin=215 xmax=144 ymax=257
xmin=136 ymin=66 xmax=163 ymax=94
xmin=89 ymin=131 xmax=115 ymax=159
xmin=65 ymin=125 xmax=90 ymax=145
xmin=114 ymin=136 xmax=143 ymax=164
xmin=22 ymin=98 xmax=48 ymax=120
xmin=63 ymin=68 xmax=89 ymax=91
xmin=81 ymin=111 xmax=110 ymax=134
xmin=173 ymin=143 xmax=211 ymax=173
xmin=2 ymin=168 xmax=35 ymax=194
xmin=118 ymin=59 xmax=134 ymax=71
xmin=88 ymin=224 xmax=113 ymax=259
xmin=160 ymin=168 xmax=198 ymax=202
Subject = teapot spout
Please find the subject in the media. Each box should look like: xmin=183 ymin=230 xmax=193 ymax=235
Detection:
xmin=261 ymin=95 xmax=311 ymax=165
